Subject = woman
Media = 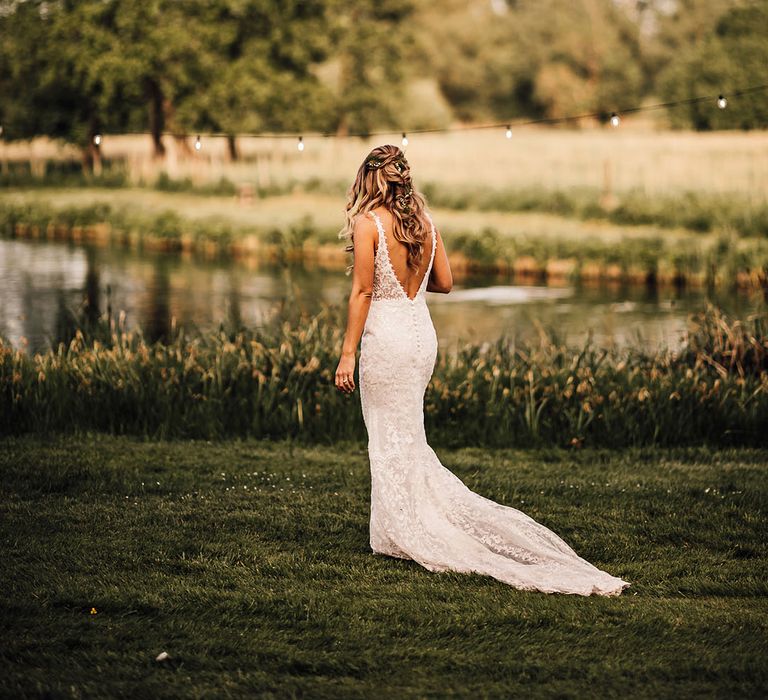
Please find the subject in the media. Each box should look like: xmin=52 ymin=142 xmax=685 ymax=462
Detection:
xmin=335 ymin=144 xmax=630 ymax=596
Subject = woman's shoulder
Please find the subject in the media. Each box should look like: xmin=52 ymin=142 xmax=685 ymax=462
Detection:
xmin=352 ymin=209 xmax=377 ymax=226
xmin=369 ymin=205 xmax=392 ymax=221
xmin=351 ymin=211 xmax=379 ymax=241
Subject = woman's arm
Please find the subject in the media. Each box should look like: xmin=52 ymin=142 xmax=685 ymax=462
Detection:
xmin=427 ymin=227 xmax=453 ymax=294
xmin=335 ymin=214 xmax=376 ymax=394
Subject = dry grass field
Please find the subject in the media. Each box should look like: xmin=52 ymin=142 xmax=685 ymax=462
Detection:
xmin=3 ymin=127 xmax=768 ymax=199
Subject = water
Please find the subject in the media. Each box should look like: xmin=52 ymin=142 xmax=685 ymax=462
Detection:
xmin=0 ymin=237 xmax=764 ymax=354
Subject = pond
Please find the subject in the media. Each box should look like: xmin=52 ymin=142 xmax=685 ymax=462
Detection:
xmin=1 ymin=237 xmax=764 ymax=355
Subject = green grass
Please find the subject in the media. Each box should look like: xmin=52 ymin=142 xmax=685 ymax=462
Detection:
xmin=0 ymin=184 xmax=700 ymax=242
xmin=4 ymin=157 xmax=768 ymax=238
xmin=1 ymin=435 xmax=766 ymax=697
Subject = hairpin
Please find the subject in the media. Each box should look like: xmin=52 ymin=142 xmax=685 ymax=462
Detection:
xmin=366 ymin=157 xmax=384 ymax=170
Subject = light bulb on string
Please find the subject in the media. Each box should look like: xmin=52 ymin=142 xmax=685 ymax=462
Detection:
xmin=717 ymin=95 xmax=728 ymax=109
xmin=93 ymin=133 xmax=102 ymax=146
xmin=297 ymin=136 xmax=305 ymax=152
xmin=194 ymin=135 xmax=202 ymax=151
xmin=505 ymin=125 xmax=512 ymax=139
xmin=401 ymin=132 xmax=408 ymax=147
xmin=610 ymin=112 xmax=620 ymax=128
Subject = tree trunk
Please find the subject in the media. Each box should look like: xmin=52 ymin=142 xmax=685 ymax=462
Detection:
xmin=173 ymin=133 xmax=194 ymax=158
xmin=227 ymin=134 xmax=238 ymax=161
xmin=147 ymin=79 xmax=166 ymax=158
xmin=81 ymin=131 xmax=103 ymax=176
xmin=80 ymin=146 xmax=92 ymax=175
xmin=89 ymin=140 xmax=103 ymax=177
xmin=335 ymin=114 xmax=349 ymax=138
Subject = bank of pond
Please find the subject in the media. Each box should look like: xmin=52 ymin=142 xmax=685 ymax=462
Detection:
xmin=2 ymin=198 xmax=768 ymax=289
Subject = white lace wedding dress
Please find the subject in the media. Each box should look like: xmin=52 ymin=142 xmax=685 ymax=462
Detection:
xmin=358 ymin=210 xmax=630 ymax=596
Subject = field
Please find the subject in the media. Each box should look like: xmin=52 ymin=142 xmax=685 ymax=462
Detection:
xmin=4 ymin=128 xmax=768 ymax=197
xmin=1 ymin=435 xmax=766 ymax=697
xmin=3 ymin=128 xmax=768 ymax=287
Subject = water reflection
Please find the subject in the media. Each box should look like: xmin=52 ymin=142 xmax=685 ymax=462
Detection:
xmin=145 ymin=258 xmax=172 ymax=343
xmin=0 ymin=237 xmax=764 ymax=354
xmin=83 ymin=247 xmax=101 ymax=326
xmin=442 ymin=285 xmax=574 ymax=304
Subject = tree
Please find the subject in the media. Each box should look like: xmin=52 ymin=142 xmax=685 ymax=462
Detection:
xmin=323 ymin=0 xmax=416 ymax=137
xmin=0 ymin=0 xmax=132 ymax=172
xmin=84 ymin=1 xmax=225 ymax=159
xmin=658 ymin=2 xmax=768 ymax=129
xmin=640 ymin=0 xmax=740 ymax=90
xmin=413 ymin=0 xmax=644 ymax=123
xmin=173 ymin=0 xmax=336 ymax=159
xmin=0 ymin=0 xmax=340 ymax=165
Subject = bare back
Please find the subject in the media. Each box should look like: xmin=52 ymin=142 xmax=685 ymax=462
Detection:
xmin=371 ymin=207 xmax=434 ymax=301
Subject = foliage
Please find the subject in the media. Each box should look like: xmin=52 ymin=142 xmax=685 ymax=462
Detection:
xmin=323 ymin=0 xmax=416 ymax=136
xmin=0 ymin=0 xmax=338 ymax=159
xmin=2 ymin=305 xmax=767 ymax=447
xmin=175 ymin=0 xmax=337 ymax=138
xmin=414 ymin=0 xmax=644 ymax=122
xmin=658 ymin=3 xmax=768 ymax=129
xmin=2 ymin=0 xmax=766 ymax=156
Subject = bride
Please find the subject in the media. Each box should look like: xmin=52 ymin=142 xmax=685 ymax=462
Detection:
xmin=334 ymin=144 xmax=630 ymax=596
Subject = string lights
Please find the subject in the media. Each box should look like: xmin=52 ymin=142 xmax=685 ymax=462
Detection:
xmin=243 ymin=83 xmax=756 ymax=145
xmin=2 ymin=85 xmax=761 ymax=149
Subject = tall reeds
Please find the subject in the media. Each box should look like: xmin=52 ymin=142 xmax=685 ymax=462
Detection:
xmin=2 ymin=305 xmax=766 ymax=447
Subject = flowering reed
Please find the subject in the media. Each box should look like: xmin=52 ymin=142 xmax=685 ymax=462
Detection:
xmin=1 ymin=305 xmax=766 ymax=447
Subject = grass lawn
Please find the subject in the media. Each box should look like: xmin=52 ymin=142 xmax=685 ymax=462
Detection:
xmin=1 ymin=435 xmax=766 ymax=697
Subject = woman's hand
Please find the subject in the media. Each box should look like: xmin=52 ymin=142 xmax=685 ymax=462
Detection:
xmin=335 ymin=352 xmax=356 ymax=393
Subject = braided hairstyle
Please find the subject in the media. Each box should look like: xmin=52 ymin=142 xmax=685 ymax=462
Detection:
xmin=340 ymin=144 xmax=431 ymax=273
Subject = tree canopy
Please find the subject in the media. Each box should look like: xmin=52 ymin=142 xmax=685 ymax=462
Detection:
xmin=0 ymin=0 xmax=765 ymax=165
xmin=658 ymin=2 xmax=768 ymax=130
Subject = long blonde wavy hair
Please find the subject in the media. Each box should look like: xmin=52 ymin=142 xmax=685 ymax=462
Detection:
xmin=340 ymin=144 xmax=431 ymax=272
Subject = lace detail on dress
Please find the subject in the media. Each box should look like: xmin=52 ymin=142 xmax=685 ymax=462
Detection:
xmin=368 ymin=210 xmax=436 ymax=302
xmin=357 ymin=208 xmax=630 ymax=597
